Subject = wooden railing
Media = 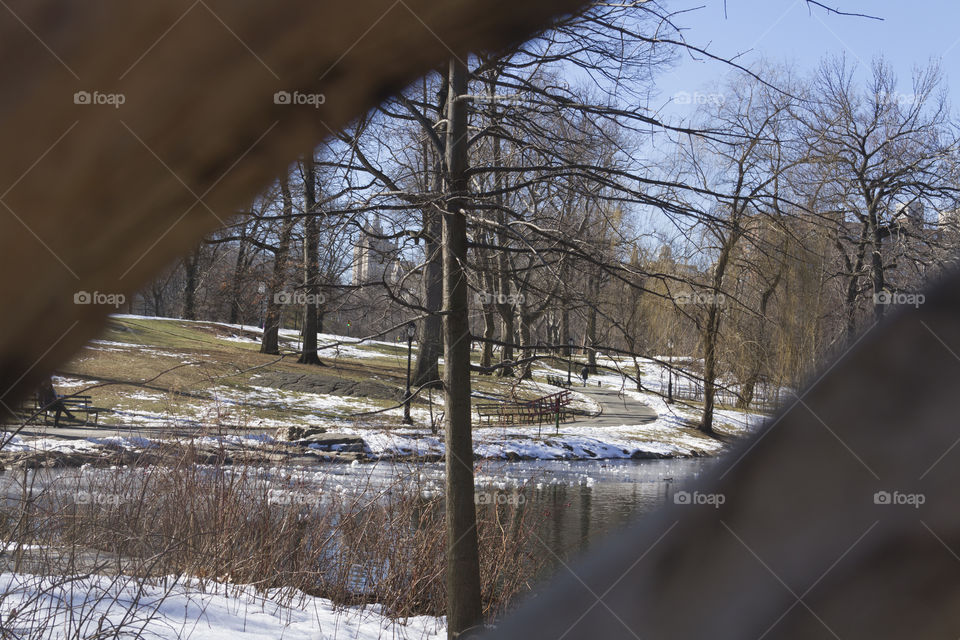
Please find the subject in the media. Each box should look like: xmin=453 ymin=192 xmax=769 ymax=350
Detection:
xmin=475 ymin=389 xmax=573 ymax=428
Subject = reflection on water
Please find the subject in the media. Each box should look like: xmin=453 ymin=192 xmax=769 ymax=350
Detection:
xmin=500 ymin=458 xmax=715 ymax=565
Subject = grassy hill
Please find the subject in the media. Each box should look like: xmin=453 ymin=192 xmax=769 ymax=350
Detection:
xmin=46 ymin=315 xmax=582 ymax=435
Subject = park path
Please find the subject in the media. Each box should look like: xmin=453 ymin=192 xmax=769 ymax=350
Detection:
xmin=570 ymin=384 xmax=657 ymax=426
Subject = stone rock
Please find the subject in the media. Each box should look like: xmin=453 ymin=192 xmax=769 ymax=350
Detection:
xmin=275 ymin=425 xmax=327 ymax=441
xmin=299 ymin=433 xmax=367 ymax=451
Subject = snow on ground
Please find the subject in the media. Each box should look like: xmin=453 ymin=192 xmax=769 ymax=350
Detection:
xmin=0 ymin=573 xmax=444 ymax=640
xmin=350 ymin=356 xmax=767 ymax=460
xmin=8 ymin=363 xmax=766 ymax=461
xmin=211 ymin=384 xmax=435 ymax=423
xmin=352 ymin=419 xmax=731 ymax=460
xmin=51 ymin=376 xmax=93 ymax=389
xmin=47 ymin=316 xmax=770 ymax=461
xmin=1 ymin=433 xmax=100 ymax=453
xmin=85 ymin=340 xmax=189 ymax=360
xmin=110 ymin=314 xmax=405 ymax=358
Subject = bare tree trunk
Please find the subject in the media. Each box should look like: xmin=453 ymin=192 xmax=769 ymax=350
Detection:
xmin=227 ymin=227 xmax=248 ymax=324
xmin=870 ymin=210 xmax=886 ymax=322
xmin=298 ymin=157 xmax=323 ymax=366
xmin=415 ymin=205 xmax=444 ymax=386
xmin=561 ymin=306 xmax=569 ymax=352
xmin=413 ymin=78 xmax=447 ymax=388
xmin=737 ymin=267 xmax=782 ymax=409
xmin=517 ymin=312 xmax=533 ymax=380
xmin=842 ymin=230 xmax=868 ymax=344
xmin=701 ymin=237 xmax=735 ymax=434
xmin=442 ymin=56 xmax=482 ymax=640
xmin=480 ymin=307 xmax=495 ymax=372
xmin=182 ymin=248 xmax=200 ymax=320
xmin=586 ymin=302 xmax=598 ymax=374
xmin=701 ymin=299 xmax=720 ymax=434
xmin=261 ymin=177 xmax=295 ymax=355
xmin=497 ymin=311 xmax=515 ymax=377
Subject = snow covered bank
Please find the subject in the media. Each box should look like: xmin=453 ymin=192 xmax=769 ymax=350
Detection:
xmin=0 ymin=573 xmax=444 ymax=639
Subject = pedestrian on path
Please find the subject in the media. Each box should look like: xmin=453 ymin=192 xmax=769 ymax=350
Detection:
xmin=580 ymin=365 xmax=589 ymax=387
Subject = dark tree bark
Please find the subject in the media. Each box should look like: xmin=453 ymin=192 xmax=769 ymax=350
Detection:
xmin=840 ymin=226 xmax=869 ymax=344
xmin=442 ymin=56 xmax=482 ymax=640
xmin=869 ymin=207 xmax=886 ymax=322
xmin=479 ymin=306 xmax=496 ymax=372
xmin=737 ymin=265 xmax=782 ymax=409
xmin=414 ymin=204 xmax=444 ymax=387
xmin=582 ymin=269 xmax=601 ymax=375
xmin=298 ymin=157 xmax=324 ymax=366
xmin=412 ymin=78 xmax=448 ymax=388
xmin=496 ymin=310 xmax=515 ymax=377
xmin=182 ymin=248 xmax=201 ymax=320
xmin=701 ymin=236 xmax=736 ymax=435
xmin=261 ymin=176 xmax=295 ymax=355
xmin=227 ymin=226 xmax=248 ymax=324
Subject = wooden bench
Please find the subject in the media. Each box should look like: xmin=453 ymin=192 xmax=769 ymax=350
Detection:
xmin=36 ymin=394 xmax=101 ymax=426
xmin=546 ymin=374 xmax=570 ymax=388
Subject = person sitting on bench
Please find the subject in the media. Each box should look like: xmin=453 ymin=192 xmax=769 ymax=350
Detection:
xmin=36 ymin=376 xmax=75 ymax=427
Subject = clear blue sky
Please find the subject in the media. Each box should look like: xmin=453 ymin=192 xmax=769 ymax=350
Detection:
xmin=652 ymin=0 xmax=959 ymax=118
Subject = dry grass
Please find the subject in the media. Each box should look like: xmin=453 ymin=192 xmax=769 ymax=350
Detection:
xmin=46 ymin=317 xmax=561 ymax=433
xmin=0 ymin=452 xmax=548 ymax=630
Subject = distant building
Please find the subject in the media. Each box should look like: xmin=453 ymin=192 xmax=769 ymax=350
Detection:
xmin=352 ymin=218 xmax=397 ymax=286
xmin=890 ymin=201 xmax=925 ymax=239
xmin=937 ymin=208 xmax=960 ymax=236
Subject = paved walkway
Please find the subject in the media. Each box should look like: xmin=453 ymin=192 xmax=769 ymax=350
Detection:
xmin=571 ymin=384 xmax=657 ymax=426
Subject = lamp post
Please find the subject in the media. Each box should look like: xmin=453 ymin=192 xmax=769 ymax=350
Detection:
xmin=567 ymin=337 xmax=574 ymax=386
xmin=403 ymin=321 xmax=416 ymax=424
xmin=667 ymin=340 xmax=674 ymax=404
xmin=257 ymin=282 xmax=266 ymax=329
